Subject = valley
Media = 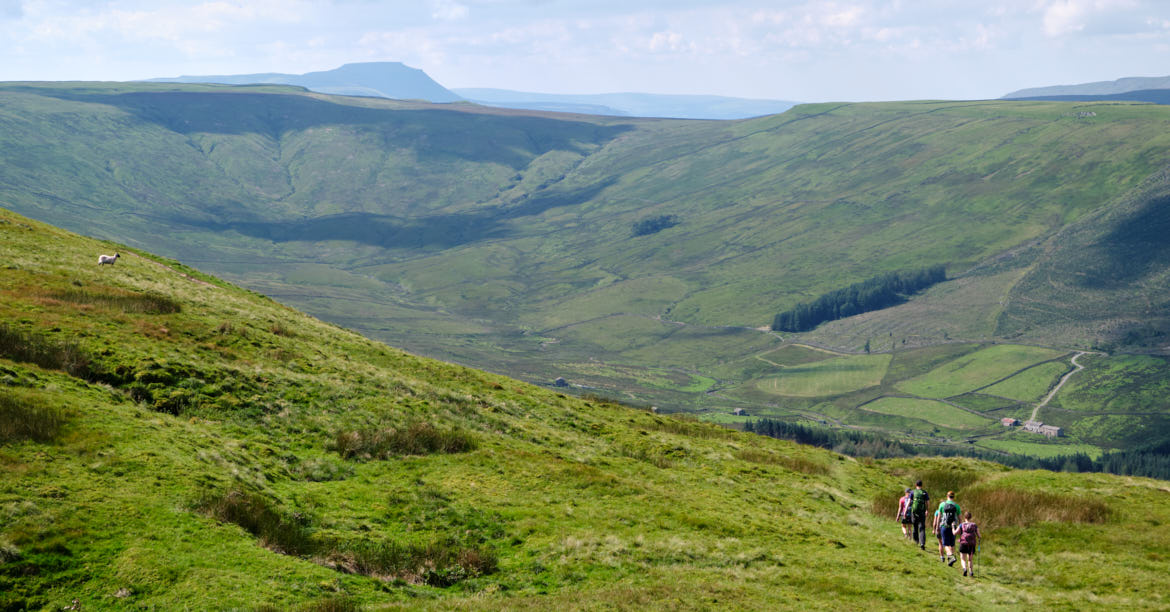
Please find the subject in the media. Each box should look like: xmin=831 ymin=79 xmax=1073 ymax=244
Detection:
xmin=1 ymin=83 xmax=1169 ymax=460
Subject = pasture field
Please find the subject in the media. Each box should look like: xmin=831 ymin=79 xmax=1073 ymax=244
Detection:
xmin=948 ymin=393 xmax=1024 ymax=414
xmin=755 ymin=353 xmax=890 ymax=397
xmin=896 ymin=344 xmax=1067 ymax=399
xmin=860 ymin=397 xmax=993 ymax=430
xmin=982 ymin=360 xmax=1071 ymax=402
xmin=883 ymin=343 xmax=983 ymax=384
xmin=976 ymin=436 xmax=1104 ymax=459
xmin=755 ymin=343 xmax=836 ymax=367
xmin=1049 ymin=353 xmax=1170 ymax=413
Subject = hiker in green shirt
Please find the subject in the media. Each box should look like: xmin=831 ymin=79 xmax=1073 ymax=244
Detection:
xmin=932 ymin=491 xmax=961 ymax=566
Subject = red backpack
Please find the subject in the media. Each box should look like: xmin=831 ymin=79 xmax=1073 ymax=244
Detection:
xmin=958 ymin=522 xmax=979 ymax=546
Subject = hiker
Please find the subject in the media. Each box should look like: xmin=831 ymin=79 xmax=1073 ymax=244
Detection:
xmin=909 ymin=480 xmax=930 ymax=550
xmin=932 ymin=491 xmax=961 ymax=565
xmin=955 ymin=511 xmax=981 ymax=577
xmin=895 ymin=488 xmax=913 ymax=539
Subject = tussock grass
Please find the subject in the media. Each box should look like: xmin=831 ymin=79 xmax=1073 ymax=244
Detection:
xmin=327 ymin=538 xmax=497 ymax=586
xmin=0 ymin=538 xmax=21 ymax=563
xmin=735 ymin=448 xmax=830 ymax=475
xmin=963 ymin=486 xmax=1111 ymax=530
xmin=269 ymin=322 xmax=294 ymax=337
xmin=648 ymin=413 xmax=737 ymax=440
xmin=870 ymin=468 xmax=986 ymax=517
xmin=0 ymin=390 xmax=67 ymax=443
xmin=257 ymin=595 xmax=361 ymax=612
xmin=913 ymin=468 xmax=985 ymax=496
xmin=290 ymin=457 xmax=353 ymax=482
xmin=870 ymin=473 xmax=1111 ymax=530
xmin=333 ymin=422 xmax=476 ymax=460
xmin=195 ymin=488 xmax=315 ymax=556
xmin=44 ymin=287 xmax=181 ymax=314
xmin=303 ymin=597 xmax=362 ymax=612
xmin=197 ymin=487 xmax=496 ymax=588
xmin=0 ymin=324 xmax=93 ymax=379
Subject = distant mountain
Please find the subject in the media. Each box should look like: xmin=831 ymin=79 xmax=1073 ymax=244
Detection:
xmin=1003 ymin=75 xmax=1170 ymax=98
xmin=1008 ymin=89 xmax=1170 ymax=105
xmin=453 ymin=88 xmax=797 ymax=119
xmin=149 ymin=61 xmax=461 ymax=103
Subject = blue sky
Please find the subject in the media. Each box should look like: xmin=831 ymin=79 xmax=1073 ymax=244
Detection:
xmin=2 ymin=0 xmax=1169 ymax=101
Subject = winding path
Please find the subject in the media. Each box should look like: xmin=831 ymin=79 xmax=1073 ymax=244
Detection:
xmin=1030 ymin=351 xmax=1091 ymax=422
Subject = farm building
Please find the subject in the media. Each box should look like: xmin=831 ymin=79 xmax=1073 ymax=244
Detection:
xmin=732 ymin=408 xmax=748 ymax=416
xmin=1023 ymin=420 xmax=1063 ymax=438
xmin=1002 ymin=417 xmax=1019 ymax=427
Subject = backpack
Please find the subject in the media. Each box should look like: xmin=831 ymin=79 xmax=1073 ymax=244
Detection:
xmin=941 ymin=501 xmax=959 ymax=528
xmin=958 ymin=522 xmax=978 ymax=546
xmin=910 ymin=489 xmax=928 ymax=515
xmin=899 ymin=495 xmax=913 ymax=520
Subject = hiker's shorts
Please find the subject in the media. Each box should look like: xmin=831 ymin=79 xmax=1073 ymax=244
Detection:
xmin=938 ymin=525 xmax=955 ymax=547
xmin=959 ymin=542 xmax=975 ymax=554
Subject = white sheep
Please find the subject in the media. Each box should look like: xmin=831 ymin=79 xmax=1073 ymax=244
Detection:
xmin=98 ymin=253 xmax=120 ymax=266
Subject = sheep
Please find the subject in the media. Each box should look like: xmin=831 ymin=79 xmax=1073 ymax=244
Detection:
xmin=98 ymin=253 xmax=120 ymax=266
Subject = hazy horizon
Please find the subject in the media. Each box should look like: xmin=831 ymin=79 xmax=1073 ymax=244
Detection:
xmin=2 ymin=1 xmax=1170 ymax=102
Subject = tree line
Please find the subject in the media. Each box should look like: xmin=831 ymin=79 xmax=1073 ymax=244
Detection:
xmin=745 ymin=418 xmax=1170 ymax=481
xmin=772 ymin=265 xmax=947 ymax=332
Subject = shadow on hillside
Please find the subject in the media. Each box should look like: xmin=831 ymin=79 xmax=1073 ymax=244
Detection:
xmin=204 ymin=178 xmax=616 ymax=248
xmin=17 ymin=89 xmax=634 ymax=170
xmin=1074 ymin=194 xmax=1170 ymax=288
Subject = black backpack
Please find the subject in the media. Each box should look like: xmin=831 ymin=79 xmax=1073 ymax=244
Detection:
xmin=941 ymin=501 xmax=959 ymax=527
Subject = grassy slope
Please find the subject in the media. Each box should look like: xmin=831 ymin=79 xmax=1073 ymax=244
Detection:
xmin=3 ymin=83 xmax=1170 ymax=449
xmin=3 ymin=209 xmax=1169 ymax=610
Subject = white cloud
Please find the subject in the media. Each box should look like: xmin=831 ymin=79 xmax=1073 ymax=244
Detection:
xmin=647 ymin=30 xmax=692 ymax=53
xmin=430 ymin=0 xmax=468 ymax=21
xmin=1042 ymin=0 xmax=1145 ymax=37
xmin=5 ymin=0 xmax=1170 ymax=100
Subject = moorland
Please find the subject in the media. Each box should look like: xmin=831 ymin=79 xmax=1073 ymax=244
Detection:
xmin=1 ymin=82 xmax=1168 ymax=462
xmin=2 ymin=208 xmax=1169 ymax=609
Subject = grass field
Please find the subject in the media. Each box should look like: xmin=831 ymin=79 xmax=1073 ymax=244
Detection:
xmin=1050 ymin=354 xmax=1170 ymax=413
xmin=860 ymin=397 xmax=993 ymax=430
xmin=754 ymin=344 xmax=836 ymax=367
xmin=755 ymin=353 xmax=890 ymax=397
xmin=896 ymin=344 xmax=1066 ymax=399
xmin=976 ymin=437 xmax=1104 ymax=459
xmin=982 ymin=360 xmax=1071 ymax=402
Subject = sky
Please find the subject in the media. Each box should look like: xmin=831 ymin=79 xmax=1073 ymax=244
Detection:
xmin=2 ymin=0 xmax=1170 ymax=101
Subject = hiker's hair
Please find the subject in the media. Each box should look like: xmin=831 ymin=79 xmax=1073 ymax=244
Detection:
xmin=947 ymin=491 xmax=954 ymax=498
xmin=915 ymin=480 xmax=923 ymax=487
xmin=964 ymin=511 xmax=972 ymax=520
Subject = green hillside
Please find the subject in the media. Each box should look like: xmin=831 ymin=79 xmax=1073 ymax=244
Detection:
xmin=2 ymin=83 xmax=1170 ymax=450
xmin=3 ymin=210 xmax=1170 ymax=609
